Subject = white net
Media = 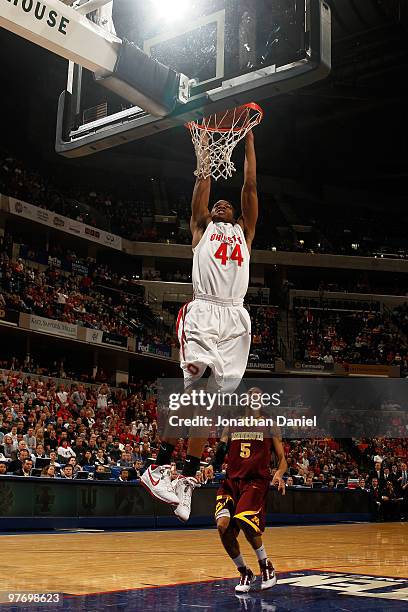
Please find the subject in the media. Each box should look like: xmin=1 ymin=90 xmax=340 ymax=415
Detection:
xmin=187 ymin=103 xmax=263 ymax=181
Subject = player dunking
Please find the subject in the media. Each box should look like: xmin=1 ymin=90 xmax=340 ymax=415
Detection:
xmin=142 ymin=130 xmax=258 ymax=521
xmin=208 ymin=392 xmax=287 ymax=593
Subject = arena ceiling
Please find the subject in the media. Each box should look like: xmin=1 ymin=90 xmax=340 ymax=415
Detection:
xmin=1 ymin=0 xmax=407 ymax=202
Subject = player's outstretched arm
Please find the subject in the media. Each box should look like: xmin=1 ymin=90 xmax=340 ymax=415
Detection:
xmin=239 ymin=130 xmax=258 ymax=250
xmin=190 ymin=132 xmax=212 ymax=247
xmin=190 ymin=176 xmax=211 ymax=246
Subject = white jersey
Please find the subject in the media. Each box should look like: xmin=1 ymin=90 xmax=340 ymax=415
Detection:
xmin=192 ymin=221 xmax=250 ymax=301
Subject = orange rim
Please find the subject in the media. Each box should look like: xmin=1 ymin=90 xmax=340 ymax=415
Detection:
xmin=185 ymin=102 xmax=264 ymax=133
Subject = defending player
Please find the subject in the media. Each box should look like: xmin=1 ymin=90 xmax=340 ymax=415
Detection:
xmin=142 ymin=130 xmax=259 ymax=520
xmin=208 ymin=412 xmax=287 ymax=593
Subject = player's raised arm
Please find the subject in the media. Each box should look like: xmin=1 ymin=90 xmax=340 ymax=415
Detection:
xmin=190 ymin=176 xmax=211 ymax=244
xmin=239 ymin=130 xmax=258 ymax=250
xmin=190 ymin=133 xmax=212 ymax=247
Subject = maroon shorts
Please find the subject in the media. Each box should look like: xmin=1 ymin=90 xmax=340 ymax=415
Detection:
xmin=215 ymin=477 xmax=270 ymax=534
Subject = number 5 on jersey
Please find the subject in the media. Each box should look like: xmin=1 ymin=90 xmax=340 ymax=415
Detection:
xmin=240 ymin=442 xmax=251 ymax=458
xmin=214 ymin=243 xmax=244 ymax=267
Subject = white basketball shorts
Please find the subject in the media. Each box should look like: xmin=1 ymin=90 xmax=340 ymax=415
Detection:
xmin=176 ymin=294 xmax=251 ymax=391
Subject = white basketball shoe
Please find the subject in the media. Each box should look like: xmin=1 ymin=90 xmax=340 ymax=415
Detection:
xmin=235 ymin=568 xmax=256 ymax=593
xmin=141 ymin=464 xmax=179 ymax=506
xmin=172 ymin=476 xmax=200 ymax=522
xmin=260 ymin=560 xmax=277 ymax=590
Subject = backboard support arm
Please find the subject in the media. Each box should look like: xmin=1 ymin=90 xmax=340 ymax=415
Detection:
xmin=0 ymin=0 xmax=188 ymax=117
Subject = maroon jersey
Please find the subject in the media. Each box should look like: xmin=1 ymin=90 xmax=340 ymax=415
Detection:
xmin=226 ymin=431 xmax=274 ymax=480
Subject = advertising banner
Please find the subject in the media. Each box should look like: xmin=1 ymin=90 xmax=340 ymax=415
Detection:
xmin=102 ymin=332 xmax=128 ymax=348
xmin=247 ymin=362 xmax=275 ymax=371
xmin=9 ymin=197 xmax=122 ymax=250
xmin=137 ymin=342 xmax=171 ymax=358
xmin=85 ymin=329 xmax=104 ymax=344
xmin=27 ymin=315 xmax=77 ymax=339
xmin=71 ymin=261 xmax=89 ymax=276
xmin=344 ymin=363 xmax=400 ymax=377
xmin=85 ymin=329 xmax=128 ymax=349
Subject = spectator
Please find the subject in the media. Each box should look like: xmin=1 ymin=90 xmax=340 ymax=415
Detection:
xmin=14 ymin=458 xmax=33 ymax=477
xmin=93 ymin=448 xmax=109 ymax=467
xmin=83 ymin=408 xmax=96 ymax=430
xmin=118 ymin=468 xmax=130 ymax=482
xmin=67 ymin=457 xmax=82 ymax=475
xmin=60 ymin=465 xmax=74 ymax=479
xmin=48 ymin=450 xmax=61 ymax=470
xmin=369 ymin=461 xmax=383 ymax=483
xmin=57 ymin=440 xmax=76 ymax=462
xmin=390 ymin=464 xmax=400 ymax=488
xmin=71 ymin=384 xmax=86 ymax=411
xmin=381 ymin=481 xmax=402 ymax=521
xmin=2 ymin=435 xmax=16 ymax=458
xmin=23 ymin=427 xmax=36 ymax=452
xmin=41 ymin=465 xmax=56 ymax=478
xmin=79 ymin=450 xmax=94 ymax=467
xmin=94 ymin=465 xmax=109 ymax=481
xmin=356 ymin=478 xmax=368 ymax=492
xmin=72 ymin=437 xmax=86 ymax=459
xmin=118 ymin=451 xmax=133 ymax=468
xmin=382 ymin=467 xmax=393 ymax=487
xmin=33 ymin=443 xmax=47 ymax=461
xmin=109 ymin=440 xmax=122 ymax=462
xmin=56 ymin=384 xmax=69 ymax=409
xmin=130 ymin=459 xmax=144 ymax=479
xmin=45 ymin=430 xmax=58 ymax=453
xmin=7 ymin=449 xmax=30 ymax=473
xmin=97 ymin=384 xmax=110 ymax=410
xmin=369 ymin=477 xmax=382 ymax=520
xmin=399 ymin=462 xmax=408 ymax=519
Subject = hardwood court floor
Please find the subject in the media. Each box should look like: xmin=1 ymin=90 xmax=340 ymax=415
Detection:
xmin=0 ymin=523 xmax=406 ymax=595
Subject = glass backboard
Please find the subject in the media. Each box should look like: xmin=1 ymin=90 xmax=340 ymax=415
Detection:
xmin=56 ymin=0 xmax=331 ymax=158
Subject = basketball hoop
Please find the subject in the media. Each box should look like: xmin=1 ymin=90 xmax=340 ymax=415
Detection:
xmin=186 ymin=102 xmax=264 ymax=181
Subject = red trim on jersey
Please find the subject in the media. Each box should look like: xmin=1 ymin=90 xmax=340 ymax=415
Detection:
xmin=175 ymin=306 xmax=184 ymax=337
xmin=176 ymin=302 xmax=191 ymax=361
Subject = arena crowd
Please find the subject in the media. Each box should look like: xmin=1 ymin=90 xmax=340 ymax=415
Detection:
xmin=0 ymin=371 xmax=406 ymax=520
xmin=0 ymin=243 xmax=174 ymax=350
xmin=295 ymin=307 xmax=408 ymax=373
